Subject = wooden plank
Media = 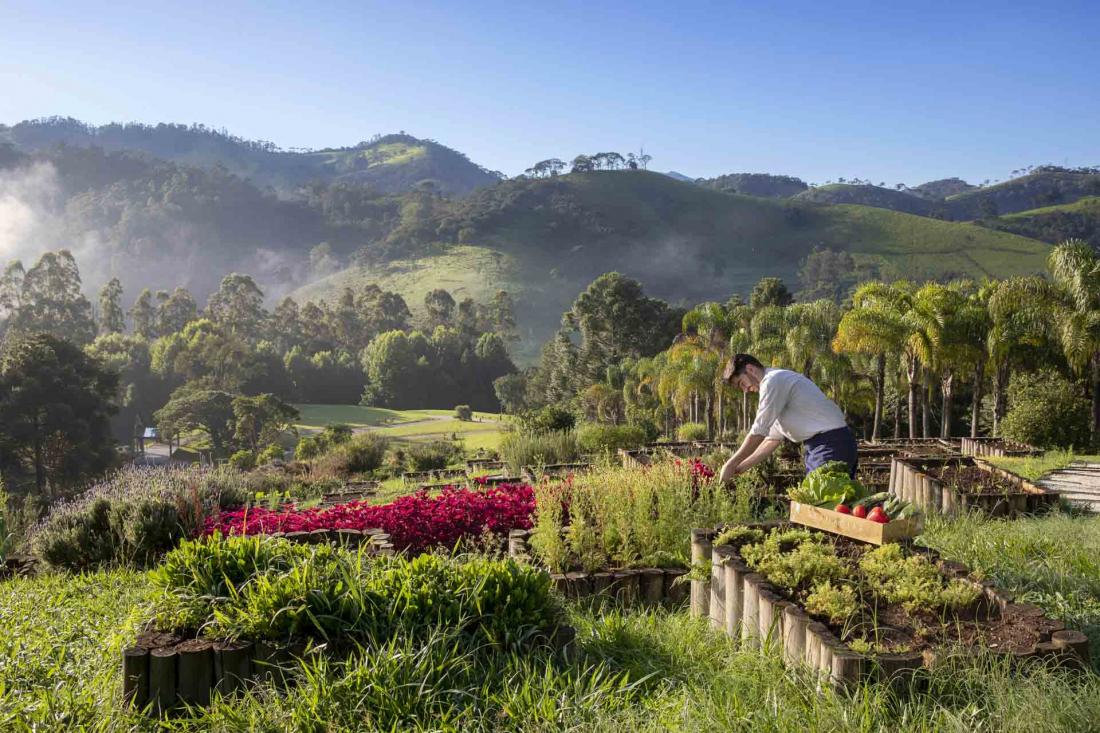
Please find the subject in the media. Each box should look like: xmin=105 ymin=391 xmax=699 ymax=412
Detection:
xmin=789 ymin=502 xmax=920 ymax=545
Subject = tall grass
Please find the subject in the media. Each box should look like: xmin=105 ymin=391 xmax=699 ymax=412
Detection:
xmin=529 ymin=460 xmax=752 ymax=572
xmin=500 ymin=430 xmax=581 ymax=473
xmin=4 ymin=569 xmax=1100 ymax=731
xmin=922 ymin=511 xmax=1100 ymax=659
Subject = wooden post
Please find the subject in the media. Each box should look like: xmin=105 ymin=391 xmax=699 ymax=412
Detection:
xmin=214 ymin=641 xmax=252 ymax=696
xmin=507 ymin=529 xmax=529 ymax=558
xmin=664 ymin=569 xmax=688 ymax=606
xmin=149 ymin=647 xmax=177 ymax=714
xmin=591 ymin=571 xmax=613 ymax=598
xmin=1052 ymin=629 xmax=1091 ymax=668
xmin=741 ymin=573 xmax=762 ymax=649
xmin=710 ymin=548 xmax=727 ymax=630
xmin=613 ymin=571 xmax=639 ymax=605
xmin=640 ymin=568 xmax=665 ymax=606
xmin=176 ymin=640 xmax=214 ymax=707
xmin=757 ymin=590 xmax=782 ymax=653
xmin=122 ymin=647 xmax=150 ymax=709
xmin=724 ymin=557 xmax=745 ymax=638
xmin=690 ymin=529 xmax=712 ymax=618
xmin=782 ymin=605 xmax=809 ymax=667
xmin=830 ymin=649 xmax=864 ymax=688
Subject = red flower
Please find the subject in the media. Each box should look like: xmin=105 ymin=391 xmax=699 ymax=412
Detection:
xmin=202 ymin=483 xmax=535 ymax=555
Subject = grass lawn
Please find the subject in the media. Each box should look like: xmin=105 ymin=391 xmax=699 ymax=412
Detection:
xmin=984 ymin=450 xmax=1100 ymax=481
xmin=294 ymin=404 xmax=510 ymax=454
xmin=292 ymin=404 xmax=431 ymax=430
xmin=5 ymin=512 xmax=1100 ymax=731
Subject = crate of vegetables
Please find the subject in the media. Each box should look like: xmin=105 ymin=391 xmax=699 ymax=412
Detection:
xmin=788 ymin=462 xmax=921 ymax=545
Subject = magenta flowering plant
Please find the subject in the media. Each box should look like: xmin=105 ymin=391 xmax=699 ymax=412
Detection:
xmin=202 ymin=483 xmax=535 ymax=555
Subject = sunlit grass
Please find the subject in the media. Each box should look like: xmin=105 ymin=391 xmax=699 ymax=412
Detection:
xmin=984 ymin=449 xmax=1100 ymax=481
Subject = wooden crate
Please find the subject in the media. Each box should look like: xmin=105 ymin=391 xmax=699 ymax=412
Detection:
xmin=789 ymin=502 xmax=921 ymax=545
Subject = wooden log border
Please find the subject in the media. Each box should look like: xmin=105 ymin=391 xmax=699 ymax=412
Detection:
xmin=887 ymin=456 xmax=1059 ymax=518
xmin=688 ymin=522 xmax=1087 ymax=687
xmin=960 ymin=437 xmax=1041 ymax=458
xmin=506 ymin=529 xmax=689 ymax=608
xmin=123 ymin=622 xmax=576 ymax=715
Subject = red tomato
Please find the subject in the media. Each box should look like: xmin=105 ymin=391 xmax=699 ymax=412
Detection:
xmin=852 ymin=505 xmax=868 ymax=519
xmin=868 ymin=507 xmax=889 ymax=524
xmin=834 ymin=504 xmax=851 ymax=514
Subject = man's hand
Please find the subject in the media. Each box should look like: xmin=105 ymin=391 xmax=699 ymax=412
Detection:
xmin=718 ymin=456 xmax=742 ymax=484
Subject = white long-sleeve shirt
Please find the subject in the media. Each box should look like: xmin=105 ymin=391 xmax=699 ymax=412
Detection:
xmin=749 ymin=368 xmax=848 ymax=443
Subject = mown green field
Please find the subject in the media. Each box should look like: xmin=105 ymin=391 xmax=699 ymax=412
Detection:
xmin=293 ymin=403 xmax=509 ymax=453
xmin=4 ymin=512 xmax=1100 ymax=731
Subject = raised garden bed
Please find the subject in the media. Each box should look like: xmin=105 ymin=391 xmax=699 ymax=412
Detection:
xmin=122 ymin=538 xmax=571 ymax=715
xmin=0 ymin=555 xmax=36 ymax=581
xmin=960 ymin=437 xmax=1041 ymax=458
xmin=319 ymin=480 xmax=379 ymax=507
xmin=889 ymin=456 xmax=1058 ymax=517
xmin=466 ymin=458 xmax=505 ymax=473
xmin=521 ymin=462 xmax=592 ymax=481
xmin=690 ymin=524 xmax=1089 ymax=686
xmin=402 ymin=468 xmax=468 ymax=486
xmin=507 ymin=529 xmax=688 ymax=607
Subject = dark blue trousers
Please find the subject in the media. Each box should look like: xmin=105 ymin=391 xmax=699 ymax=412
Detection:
xmin=803 ymin=426 xmax=858 ymax=478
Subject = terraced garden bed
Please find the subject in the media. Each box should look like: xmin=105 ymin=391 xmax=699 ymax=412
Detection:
xmin=889 ymin=456 xmax=1058 ymax=517
xmin=960 ymin=437 xmax=1041 ymax=458
xmin=122 ymin=536 xmax=569 ymax=715
xmin=507 ymin=528 xmax=688 ymax=607
xmin=690 ymin=523 xmax=1089 ymax=686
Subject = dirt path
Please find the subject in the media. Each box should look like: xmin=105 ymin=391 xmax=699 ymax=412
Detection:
xmin=1039 ymin=462 xmax=1100 ymax=512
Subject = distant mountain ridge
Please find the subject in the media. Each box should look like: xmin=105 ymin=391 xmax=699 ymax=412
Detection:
xmin=0 ymin=117 xmax=501 ymax=195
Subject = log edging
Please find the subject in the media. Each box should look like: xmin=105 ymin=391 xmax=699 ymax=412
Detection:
xmin=888 ymin=456 xmax=1059 ymax=517
xmin=688 ymin=522 xmax=1089 ymax=686
xmin=507 ymin=529 xmax=688 ymax=608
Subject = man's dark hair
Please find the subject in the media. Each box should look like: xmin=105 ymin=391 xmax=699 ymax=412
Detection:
xmin=723 ymin=353 xmax=764 ymax=383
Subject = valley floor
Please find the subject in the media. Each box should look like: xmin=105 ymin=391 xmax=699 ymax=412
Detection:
xmin=4 ymin=513 xmax=1100 ymax=731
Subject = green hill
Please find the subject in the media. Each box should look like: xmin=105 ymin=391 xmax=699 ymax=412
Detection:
xmin=981 ymin=196 xmax=1100 ymax=248
xmin=297 ymin=171 xmax=1051 ymax=361
xmin=946 ymin=168 xmax=1100 ymax=219
xmin=697 ymin=172 xmax=808 ymax=198
xmin=0 ymin=118 xmax=500 ymax=195
xmin=795 ymin=184 xmax=936 ymax=216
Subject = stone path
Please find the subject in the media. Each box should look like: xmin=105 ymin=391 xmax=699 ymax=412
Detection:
xmin=1038 ymin=462 xmax=1100 ymax=513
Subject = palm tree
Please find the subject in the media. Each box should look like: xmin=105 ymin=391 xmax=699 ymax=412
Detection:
xmin=987 ymin=276 xmax=1056 ymax=435
xmin=833 ymin=286 xmax=907 ymax=440
xmin=1046 ymin=240 xmax=1100 ymax=434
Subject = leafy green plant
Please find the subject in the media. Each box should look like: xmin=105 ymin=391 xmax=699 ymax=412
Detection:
xmin=788 ymin=461 xmax=864 ymax=507
xmin=804 ymin=580 xmax=859 ymax=625
xmin=713 ymin=526 xmax=765 ymax=547
xmin=315 ymin=432 xmax=389 ymax=475
xmin=256 ymin=443 xmax=286 ymax=465
xmin=150 ymin=535 xmax=562 ymax=648
xmin=1002 ymin=369 xmax=1092 ymax=450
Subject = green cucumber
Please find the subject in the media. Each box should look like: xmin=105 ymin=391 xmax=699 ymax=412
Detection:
xmin=854 ymin=492 xmax=890 ymax=509
xmin=897 ymin=504 xmax=920 ymax=520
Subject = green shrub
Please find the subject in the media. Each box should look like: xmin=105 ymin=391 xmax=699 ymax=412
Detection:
xmin=575 ymin=423 xmax=647 ymax=454
xmin=295 ymin=435 xmax=323 ymax=460
xmin=1002 ymin=369 xmax=1092 ymax=449
xmin=500 ymin=431 xmax=580 ymax=473
xmin=31 ymin=465 xmax=248 ymax=570
xmin=149 ymin=535 xmax=562 ymax=648
xmin=229 ymin=450 xmax=256 ymax=470
xmin=454 ymin=404 xmax=473 ymax=421
xmin=520 ymin=405 xmax=576 ymax=433
xmin=405 ymin=441 xmax=459 ymax=472
xmin=257 ymin=444 xmax=286 ymax=465
xmin=320 ymin=423 xmax=354 ymax=447
xmin=316 ymin=433 xmax=389 ymax=476
xmin=676 ymin=422 xmax=709 ymax=441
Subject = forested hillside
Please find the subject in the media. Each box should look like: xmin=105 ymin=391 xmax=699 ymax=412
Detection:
xmin=0 ymin=118 xmax=501 ymax=195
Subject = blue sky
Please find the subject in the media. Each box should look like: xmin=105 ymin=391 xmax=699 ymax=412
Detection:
xmin=1 ymin=0 xmax=1097 ymax=185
